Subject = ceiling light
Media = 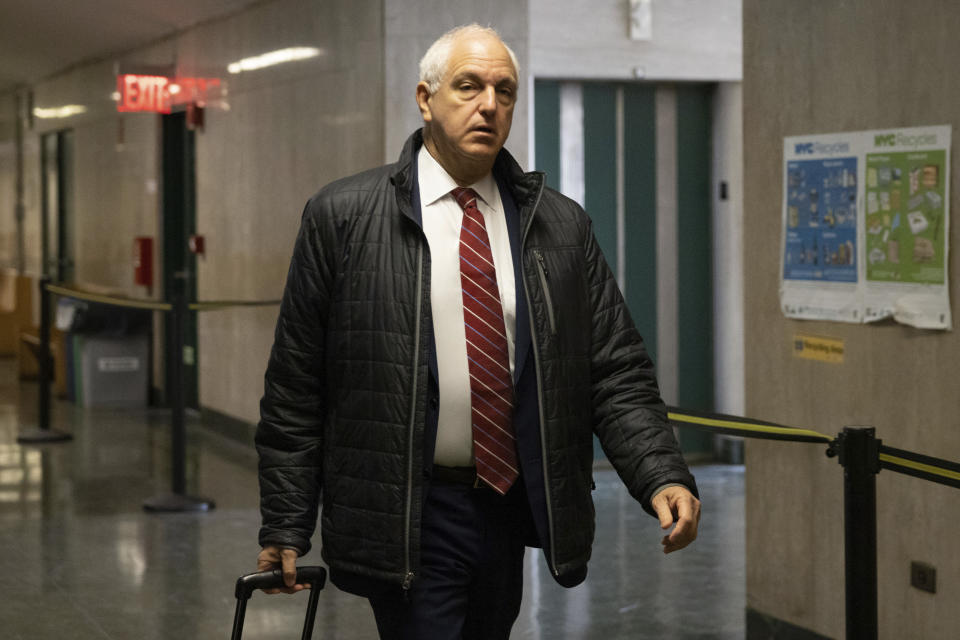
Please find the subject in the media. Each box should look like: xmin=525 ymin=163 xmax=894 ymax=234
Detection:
xmin=227 ymin=47 xmax=322 ymax=74
xmin=33 ymin=105 xmax=88 ymax=119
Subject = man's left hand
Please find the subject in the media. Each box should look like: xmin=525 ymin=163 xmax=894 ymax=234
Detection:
xmin=651 ymin=486 xmax=701 ymax=554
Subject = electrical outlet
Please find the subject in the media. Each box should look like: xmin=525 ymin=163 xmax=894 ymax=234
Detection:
xmin=911 ymin=561 xmax=936 ymax=594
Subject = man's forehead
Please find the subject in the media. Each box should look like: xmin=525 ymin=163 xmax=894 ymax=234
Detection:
xmin=449 ymin=65 xmax=517 ymax=84
xmin=445 ymin=35 xmax=516 ymax=79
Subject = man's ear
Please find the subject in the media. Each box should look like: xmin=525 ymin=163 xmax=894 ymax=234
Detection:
xmin=415 ymin=82 xmax=432 ymax=122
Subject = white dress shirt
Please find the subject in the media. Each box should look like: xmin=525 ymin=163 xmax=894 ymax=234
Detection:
xmin=417 ymin=146 xmax=516 ymax=467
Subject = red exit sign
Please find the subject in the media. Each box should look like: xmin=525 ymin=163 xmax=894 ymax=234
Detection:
xmin=117 ymin=74 xmax=171 ymax=113
xmin=115 ymin=75 xmax=223 ymax=113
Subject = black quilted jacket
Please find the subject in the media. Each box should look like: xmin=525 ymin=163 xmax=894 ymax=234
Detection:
xmin=256 ymin=130 xmax=697 ymax=589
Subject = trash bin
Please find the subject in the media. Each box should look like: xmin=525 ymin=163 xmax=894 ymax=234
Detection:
xmin=57 ymin=299 xmax=151 ymax=408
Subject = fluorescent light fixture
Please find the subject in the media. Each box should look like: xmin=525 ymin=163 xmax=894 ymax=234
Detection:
xmin=33 ymin=105 xmax=88 ymax=119
xmin=227 ymin=47 xmax=322 ymax=74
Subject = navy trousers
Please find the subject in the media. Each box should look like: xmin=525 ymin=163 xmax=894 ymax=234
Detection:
xmin=369 ymin=478 xmax=534 ymax=640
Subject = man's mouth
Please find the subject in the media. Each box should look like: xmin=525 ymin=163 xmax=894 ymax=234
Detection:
xmin=471 ymin=125 xmax=495 ymax=135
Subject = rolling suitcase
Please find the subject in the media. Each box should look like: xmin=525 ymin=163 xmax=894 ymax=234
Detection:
xmin=231 ymin=566 xmax=327 ymax=640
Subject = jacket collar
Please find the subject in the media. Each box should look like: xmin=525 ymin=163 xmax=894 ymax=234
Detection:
xmin=390 ymin=128 xmax=544 ymax=212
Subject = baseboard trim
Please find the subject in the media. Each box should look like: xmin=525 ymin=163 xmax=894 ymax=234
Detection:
xmin=746 ymin=607 xmax=833 ymax=640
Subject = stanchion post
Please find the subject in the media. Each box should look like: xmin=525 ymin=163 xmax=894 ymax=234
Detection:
xmin=18 ymin=275 xmax=72 ymax=444
xmin=38 ymin=275 xmax=51 ymax=430
xmin=170 ymin=285 xmax=187 ymax=496
xmin=143 ymin=276 xmax=214 ymax=512
xmin=837 ymin=426 xmax=880 ymax=640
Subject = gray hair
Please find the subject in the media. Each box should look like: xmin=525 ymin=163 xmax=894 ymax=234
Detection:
xmin=418 ymin=24 xmax=520 ymax=94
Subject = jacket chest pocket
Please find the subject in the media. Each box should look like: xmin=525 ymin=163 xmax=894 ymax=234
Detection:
xmin=528 ymin=246 xmax=589 ymax=356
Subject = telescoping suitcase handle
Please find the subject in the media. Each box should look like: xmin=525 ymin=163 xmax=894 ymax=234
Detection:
xmin=231 ymin=566 xmax=327 ymax=640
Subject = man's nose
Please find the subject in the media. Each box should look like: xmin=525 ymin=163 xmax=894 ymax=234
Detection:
xmin=477 ymin=86 xmax=497 ymax=114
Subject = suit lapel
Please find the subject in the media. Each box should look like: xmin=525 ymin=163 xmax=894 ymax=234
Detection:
xmin=496 ymin=174 xmax=530 ymax=385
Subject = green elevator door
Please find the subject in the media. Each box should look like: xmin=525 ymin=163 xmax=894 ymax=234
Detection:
xmin=534 ymin=80 xmax=715 ymax=458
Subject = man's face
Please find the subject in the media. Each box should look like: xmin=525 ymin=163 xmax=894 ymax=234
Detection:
xmin=417 ymin=34 xmax=517 ymax=176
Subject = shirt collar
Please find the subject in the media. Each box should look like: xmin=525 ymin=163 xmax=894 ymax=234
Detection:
xmin=417 ymin=146 xmax=497 ymax=208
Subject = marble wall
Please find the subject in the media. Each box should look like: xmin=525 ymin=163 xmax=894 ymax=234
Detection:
xmin=0 ymin=94 xmax=14 ymax=269
xmin=0 ymin=92 xmax=41 ymax=275
xmin=188 ymin=0 xmax=384 ymax=425
xmin=744 ymin=1 xmax=960 ymax=637
xmin=0 ymin=136 xmax=21 ymax=271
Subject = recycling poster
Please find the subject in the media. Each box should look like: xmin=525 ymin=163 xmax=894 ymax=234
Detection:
xmin=780 ymin=125 xmax=952 ymax=329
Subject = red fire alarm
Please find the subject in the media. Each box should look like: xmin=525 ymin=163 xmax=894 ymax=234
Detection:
xmin=133 ymin=237 xmax=154 ymax=287
xmin=188 ymin=234 xmax=205 ymax=256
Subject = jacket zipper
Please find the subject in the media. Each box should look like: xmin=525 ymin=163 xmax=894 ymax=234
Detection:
xmin=520 ymin=178 xmax=560 ymax=577
xmin=402 ymin=243 xmax=424 ymax=593
xmin=533 ymin=250 xmax=557 ymax=336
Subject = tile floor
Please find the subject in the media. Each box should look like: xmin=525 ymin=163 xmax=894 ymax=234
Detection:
xmin=0 ymin=358 xmax=745 ymax=639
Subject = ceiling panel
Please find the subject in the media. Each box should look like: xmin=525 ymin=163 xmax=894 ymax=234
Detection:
xmin=0 ymin=0 xmax=257 ymax=94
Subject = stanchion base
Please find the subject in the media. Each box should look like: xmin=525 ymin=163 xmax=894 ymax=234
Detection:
xmin=143 ymin=493 xmax=216 ymax=513
xmin=17 ymin=428 xmax=73 ymax=444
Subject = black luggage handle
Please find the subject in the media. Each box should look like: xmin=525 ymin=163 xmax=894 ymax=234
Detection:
xmin=231 ymin=566 xmax=327 ymax=640
xmin=235 ymin=566 xmax=327 ymax=599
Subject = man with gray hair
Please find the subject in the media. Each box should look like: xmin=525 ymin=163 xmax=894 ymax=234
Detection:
xmin=255 ymin=23 xmax=700 ymax=639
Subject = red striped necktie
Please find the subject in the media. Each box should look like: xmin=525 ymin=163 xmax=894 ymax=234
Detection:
xmin=452 ymin=187 xmax=518 ymax=495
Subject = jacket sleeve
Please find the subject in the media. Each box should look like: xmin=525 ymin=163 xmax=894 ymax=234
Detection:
xmin=582 ymin=220 xmax=699 ymax=515
xmin=256 ymin=200 xmax=334 ymax=554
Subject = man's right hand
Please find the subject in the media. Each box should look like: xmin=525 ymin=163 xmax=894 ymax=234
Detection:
xmin=257 ymin=546 xmax=308 ymax=594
